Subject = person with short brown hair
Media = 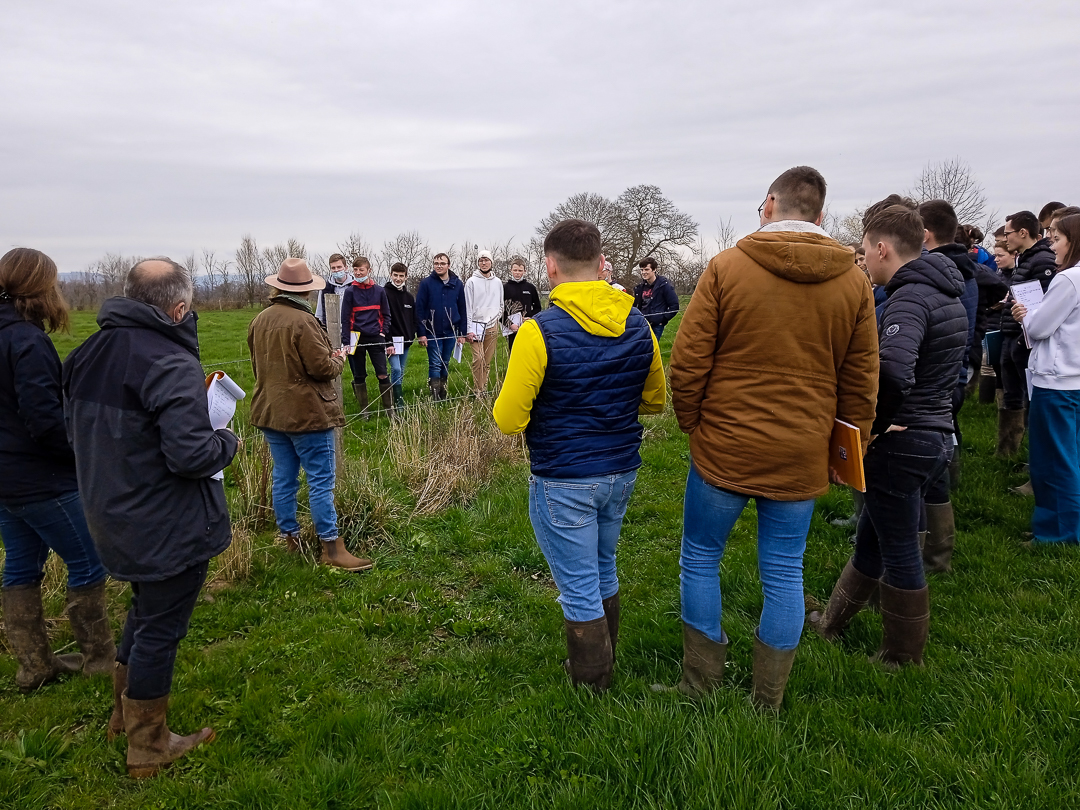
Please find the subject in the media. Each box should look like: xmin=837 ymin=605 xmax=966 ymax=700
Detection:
xmin=632 ymin=257 xmax=679 ymax=337
xmin=315 ymin=253 xmax=353 ymax=328
xmin=810 ymin=199 xmax=968 ymax=670
xmin=341 ymin=257 xmax=393 ymax=417
xmin=0 ymin=248 xmax=116 ymax=694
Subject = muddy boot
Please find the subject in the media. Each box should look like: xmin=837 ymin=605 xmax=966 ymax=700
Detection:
xmin=750 ymin=631 xmax=796 ymax=712
xmin=108 ymin=663 xmax=128 ymax=740
xmin=320 ymin=539 xmax=374 ymax=572
xmin=873 ymin=581 xmax=930 ymax=669
xmin=652 ymin=622 xmax=727 ymax=698
xmin=923 ymin=503 xmax=955 ymax=574
xmin=280 ymin=532 xmax=301 ymax=554
xmin=996 ymin=408 xmax=1025 ymax=457
xmin=392 ymin=382 xmax=405 ymax=410
xmin=438 ymin=379 xmax=449 ymax=401
xmin=352 ymin=381 xmax=370 ymax=421
xmin=602 ymin=592 xmax=620 ymax=662
xmin=2 ymin=583 xmax=83 ymax=692
xmin=563 ymin=616 xmax=613 ymax=693
xmin=122 ymin=692 xmax=215 ymax=778
xmin=65 ymin=580 xmax=117 ymax=676
xmin=807 ymin=559 xmax=879 ymax=641
xmin=378 ymin=378 xmax=394 ymax=417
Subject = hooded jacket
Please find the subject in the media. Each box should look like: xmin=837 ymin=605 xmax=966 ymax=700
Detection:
xmin=414 ymin=270 xmax=467 ymax=339
xmin=670 ymin=226 xmax=879 ymax=501
xmin=501 ymin=277 xmax=543 ymax=335
xmin=872 ymin=253 xmax=968 ymax=435
xmin=63 ymin=298 xmax=238 ymax=581
xmin=493 ymin=280 xmax=666 ymax=477
xmin=929 ymin=243 xmax=979 ymax=361
xmin=383 ymin=280 xmax=417 ymax=346
xmin=0 ymin=301 xmax=78 ymax=504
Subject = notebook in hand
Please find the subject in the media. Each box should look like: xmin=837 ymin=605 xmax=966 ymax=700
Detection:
xmin=829 ymin=419 xmax=865 ymax=492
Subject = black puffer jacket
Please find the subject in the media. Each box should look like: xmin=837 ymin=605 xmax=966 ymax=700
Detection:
xmin=1000 ymin=238 xmax=1057 ymax=336
xmin=0 ymin=301 xmax=79 ymax=504
xmin=63 ymin=298 xmax=238 ymax=582
xmin=872 ymin=253 xmax=968 ymax=435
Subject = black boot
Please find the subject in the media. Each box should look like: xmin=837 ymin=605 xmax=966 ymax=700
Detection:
xmin=392 ymin=382 xmax=404 ymax=410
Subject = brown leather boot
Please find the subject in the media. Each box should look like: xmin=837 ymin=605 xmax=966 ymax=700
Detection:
xmin=602 ymin=592 xmax=620 ymax=661
xmin=2 ymin=583 xmax=83 ymax=692
xmin=996 ymin=408 xmax=1025 ymax=457
xmin=66 ymin=580 xmax=117 ymax=676
xmin=320 ymin=539 xmax=373 ymax=572
xmin=807 ymin=559 xmax=879 ymax=641
xmin=108 ymin=662 xmax=128 ymax=740
xmin=923 ymin=502 xmax=955 ymax=574
xmin=378 ymin=378 xmax=394 ymax=416
xmin=280 ymin=533 xmax=301 ymax=554
xmin=122 ymin=692 xmax=215 ymax=778
xmin=750 ymin=631 xmax=796 ymax=712
xmin=564 ymin=616 xmax=613 ymax=693
xmin=873 ymin=581 xmax=930 ymax=669
xmin=352 ymin=381 xmax=370 ymax=421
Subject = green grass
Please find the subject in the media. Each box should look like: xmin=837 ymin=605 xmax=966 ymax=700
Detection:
xmin=2 ymin=306 xmax=1078 ymax=808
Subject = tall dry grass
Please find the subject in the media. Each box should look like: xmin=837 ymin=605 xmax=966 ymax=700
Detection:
xmin=388 ymin=397 xmax=525 ymax=514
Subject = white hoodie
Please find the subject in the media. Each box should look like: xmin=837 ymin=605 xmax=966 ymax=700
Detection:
xmin=1026 ymin=264 xmax=1080 ymax=391
xmin=465 ymin=271 xmax=504 ymax=328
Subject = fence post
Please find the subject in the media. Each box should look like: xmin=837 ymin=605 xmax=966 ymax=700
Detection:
xmin=325 ymin=293 xmax=345 ymax=477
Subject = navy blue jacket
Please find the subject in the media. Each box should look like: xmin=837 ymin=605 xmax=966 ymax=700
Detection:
xmin=525 ymin=306 xmax=655 ymax=477
xmin=633 ymin=275 xmax=680 ymax=330
xmin=340 ymin=279 xmax=391 ymax=345
xmin=0 ymin=302 xmax=79 ymax=504
xmin=931 ymin=243 xmax=980 ymax=364
xmin=414 ymin=271 xmax=467 ymax=339
xmin=63 ymin=298 xmax=238 ymax=582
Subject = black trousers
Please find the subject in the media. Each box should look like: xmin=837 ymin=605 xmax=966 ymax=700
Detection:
xmin=348 ymin=335 xmax=388 ymax=382
xmin=117 ymin=560 xmax=208 ymax=700
xmin=1001 ymin=334 xmax=1030 ymax=410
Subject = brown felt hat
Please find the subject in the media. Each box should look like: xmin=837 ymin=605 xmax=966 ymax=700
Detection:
xmin=265 ymin=258 xmax=325 ymax=292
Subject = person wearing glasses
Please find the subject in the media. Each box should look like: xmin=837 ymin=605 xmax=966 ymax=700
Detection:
xmin=414 ymin=253 xmax=467 ymax=400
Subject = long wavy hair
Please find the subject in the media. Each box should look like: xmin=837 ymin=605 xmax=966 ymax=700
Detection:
xmin=0 ymin=248 xmax=70 ymax=333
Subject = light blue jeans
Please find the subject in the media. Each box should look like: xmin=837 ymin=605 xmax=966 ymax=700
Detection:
xmin=528 ymin=470 xmax=637 ymax=622
xmin=680 ymin=465 xmax=815 ymax=651
xmin=388 ymin=344 xmax=411 ymax=387
xmin=261 ymin=428 xmax=339 ymax=540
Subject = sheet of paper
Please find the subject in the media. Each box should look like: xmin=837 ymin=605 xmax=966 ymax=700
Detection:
xmin=472 ymin=321 xmax=486 ymax=340
xmin=510 ymin=312 xmax=523 ymax=327
xmin=1011 ymin=280 xmax=1044 ymax=310
xmin=205 ymin=371 xmax=246 ymax=480
xmin=452 ymin=341 xmax=464 ymax=363
xmin=393 ymin=336 xmax=404 ymax=353
xmin=348 ymin=331 xmax=360 ymax=355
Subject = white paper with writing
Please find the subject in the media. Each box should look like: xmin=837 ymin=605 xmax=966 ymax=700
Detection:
xmin=206 ymin=371 xmax=246 ymax=480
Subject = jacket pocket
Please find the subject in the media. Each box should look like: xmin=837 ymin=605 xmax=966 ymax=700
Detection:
xmin=313 ymin=383 xmax=338 ymax=402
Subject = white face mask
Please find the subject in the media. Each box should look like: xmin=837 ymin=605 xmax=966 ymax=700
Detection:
xmin=354 ymin=268 xmax=369 ymax=282
xmin=391 ymin=277 xmax=406 ymax=290
xmin=330 ymin=271 xmax=349 ymax=285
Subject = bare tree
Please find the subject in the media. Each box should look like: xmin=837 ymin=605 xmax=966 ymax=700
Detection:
xmin=235 ymin=236 xmax=265 ymax=306
xmin=612 ymin=184 xmax=699 ymax=276
xmin=910 ymin=157 xmax=988 ymax=226
xmin=380 ymin=230 xmax=431 ymax=282
xmin=535 ymin=192 xmax=624 ymax=267
xmin=822 ymin=206 xmax=866 ymax=246
xmin=716 ymin=216 xmax=739 ymax=251
xmin=336 ymin=232 xmax=372 ymax=265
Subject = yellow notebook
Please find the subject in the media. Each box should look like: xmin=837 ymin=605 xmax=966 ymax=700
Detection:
xmin=829 ymin=419 xmax=866 ymax=492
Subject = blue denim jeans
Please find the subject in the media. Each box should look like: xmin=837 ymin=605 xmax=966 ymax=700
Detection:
xmin=118 ymin=560 xmax=208 ymax=700
xmin=426 ymin=336 xmax=456 ymax=380
xmin=680 ymin=466 xmax=814 ymax=651
xmin=388 ymin=344 xmax=411 ymax=387
xmin=261 ymin=428 xmax=339 ymax=540
xmin=852 ymin=429 xmax=950 ymax=589
xmin=0 ymin=490 xmax=109 ymax=589
xmin=1029 ymin=386 xmax=1080 ymax=544
xmin=528 ymin=470 xmax=637 ymax=622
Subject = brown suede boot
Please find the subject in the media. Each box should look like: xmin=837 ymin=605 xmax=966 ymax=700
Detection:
xmin=750 ymin=631 xmax=797 ymax=712
xmin=320 ymin=539 xmax=373 ymax=572
xmin=563 ymin=616 xmax=613 ymax=693
xmin=108 ymin=662 xmax=128 ymax=740
xmin=122 ymin=692 xmax=215 ymax=778
xmin=873 ymin=581 xmax=930 ymax=669
xmin=650 ymin=622 xmax=727 ymax=698
xmin=923 ymin=502 xmax=955 ymax=574
xmin=66 ymin=580 xmax=117 ymax=676
xmin=601 ymin=592 xmax=620 ymax=661
xmin=2 ymin=583 xmax=83 ymax=692
xmin=807 ymin=559 xmax=879 ymax=641
xmin=352 ymin=381 xmax=370 ymax=421
xmin=378 ymin=378 xmax=394 ymax=416
xmin=996 ymin=408 xmax=1025 ymax=457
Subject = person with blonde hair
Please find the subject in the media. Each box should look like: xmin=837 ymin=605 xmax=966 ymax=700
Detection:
xmin=0 ymin=248 xmax=116 ymax=692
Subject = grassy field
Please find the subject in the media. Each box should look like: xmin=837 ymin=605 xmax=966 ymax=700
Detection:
xmin=2 ymin=305 xmax=1078 ymax=809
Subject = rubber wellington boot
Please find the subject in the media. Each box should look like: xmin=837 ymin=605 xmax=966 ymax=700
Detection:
xmin=652 ymin=622 xmax=727 ymax=698
xmin=122 ymin=692 xmax=215 ymax=778
xmin=978 ymin=372 xmax=997 ymax=404
xmin=321 ymin=539 xmax=374 ymax=572
xmin=108 ymin=663 xmax=128 ymax=740
xmin=2 ymin=583 xmax=83 ymax=692
xmin=872 ymin=581 xmax=930 ymax=669
xmin=378 ymin=379 xmax=394 ymax=417
xmin=750 ymin=631 xmax=796 ymax=712
xmin=563 ymin=616 xmax=613 ymax=693
xmin=392 ymin=382 xmax=404 ymax=410
xmin=65 ymin=580 xmax=117 ymax=676
xmin=996 ymin=409 xmax=1025 ymax=456
xmin=808 ymin=559 xmax=879 ymax=641
xmin=923 ymin=502 xmax=955 ymax=574
xmin=352 ymin=381 xmax=370 ymax=421
xmin=602 ymin=592 xmax=620 ymax=662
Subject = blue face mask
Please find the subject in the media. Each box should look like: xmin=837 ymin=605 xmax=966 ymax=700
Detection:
xmin=330 ymin=271 xmax=349 ymax=285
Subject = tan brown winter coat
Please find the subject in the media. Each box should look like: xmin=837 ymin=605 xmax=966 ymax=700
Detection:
xmin=670 ymin=230 xmax=879 ymax=501
xmin=248 ymin=296 xmax=346 ymax=433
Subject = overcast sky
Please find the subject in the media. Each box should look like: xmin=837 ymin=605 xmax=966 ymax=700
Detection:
xmin=2 ymin=0 xmax=1078 ymax=273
